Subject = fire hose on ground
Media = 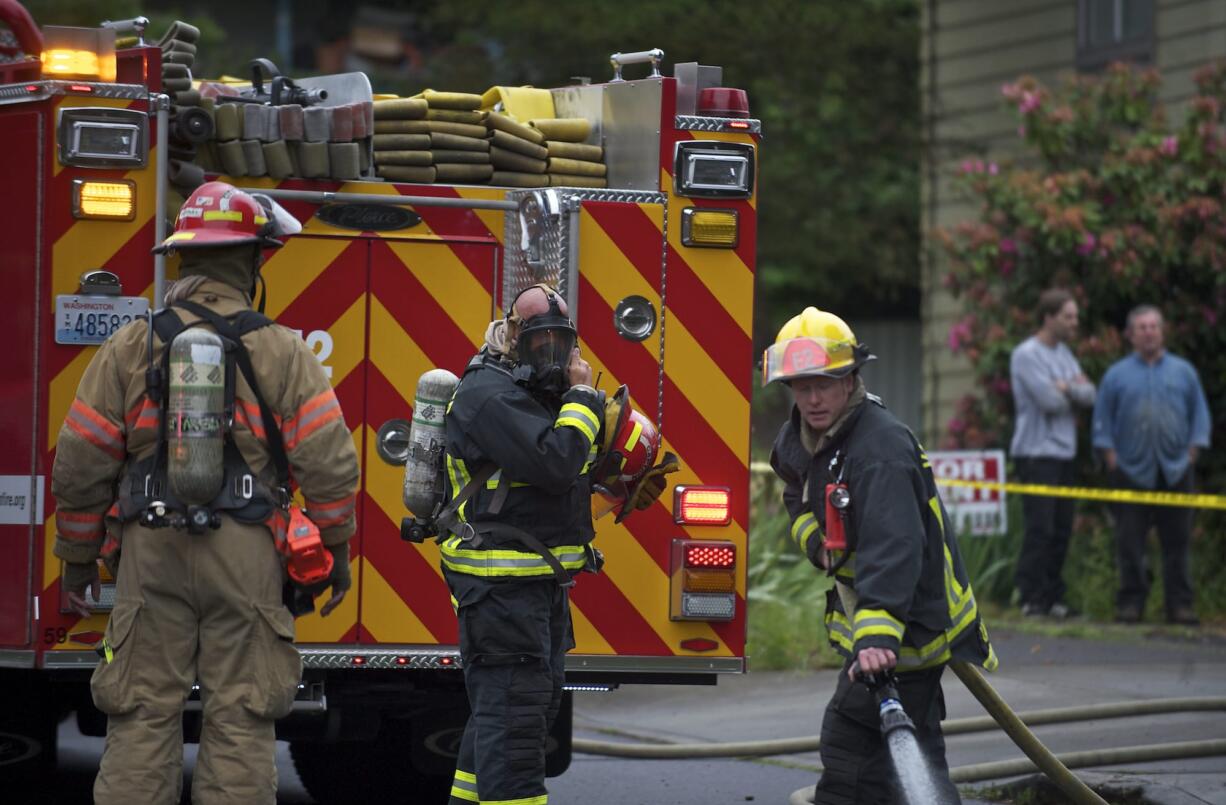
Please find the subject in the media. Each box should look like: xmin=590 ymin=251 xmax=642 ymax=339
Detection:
xmin=570 ymin=668 xmax=1226 ymax=804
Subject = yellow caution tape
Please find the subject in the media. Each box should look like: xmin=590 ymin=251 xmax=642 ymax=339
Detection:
xmin=935 ymin=479 xmax=1226 ymax=511
xmin=748 ymin=462 xmax=1226 ymax=510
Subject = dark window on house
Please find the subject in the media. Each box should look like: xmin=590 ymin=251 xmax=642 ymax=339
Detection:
xmin=1077 ymin=0 xmax=1154 ymax=71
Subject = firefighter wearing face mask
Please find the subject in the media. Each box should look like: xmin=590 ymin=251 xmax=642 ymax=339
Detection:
xmin=765 ymin=307 xmax=996 ymax=805
xmin=51 ymin=181 xmax=360 ymax=805
xmin=440 ymin=284 xmax=670 ymax=805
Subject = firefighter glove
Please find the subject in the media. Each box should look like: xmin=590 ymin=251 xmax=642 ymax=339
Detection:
xmin=62 ymin=561 xmax=100 ymax=619
xmin=329 ymin=543 xmax=352 ymax=591
xmin=314 ymin=542 xmax=351 ymax=618
xmin=616 ymin=452 xmax=680 ymax=522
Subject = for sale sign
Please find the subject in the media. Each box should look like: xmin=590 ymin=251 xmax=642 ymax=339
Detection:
xmin=929 ymin=450 xmax=1007 ymax=537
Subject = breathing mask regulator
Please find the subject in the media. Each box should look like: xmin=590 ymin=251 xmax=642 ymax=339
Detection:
xmin=509 ymin=283 xmax=577 ymax=395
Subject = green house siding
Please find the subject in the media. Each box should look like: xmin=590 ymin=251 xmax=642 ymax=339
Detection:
xmin=919 ymin=0 xmax=1226 ymax=444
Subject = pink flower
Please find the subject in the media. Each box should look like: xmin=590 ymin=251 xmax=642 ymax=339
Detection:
xmin=999 ymin=237 xmax=1017 ymax=254
xmin=999 ymin=258 xmax=1015 ymax=277
xmin=960 ymin=159 xmax=974 ymax=173
xmin=1019 ymin=91 xmax=1042 ymax=114
xmin=1077 ymin=232 xmax=1097 ymax=256
xmin=948 ymin=320 xmax=973 ymax=353
xmin=988 ymin=162 xmax=1000 ymax=175
xmin=1160 ymin=135 xmax=1179 ymax=156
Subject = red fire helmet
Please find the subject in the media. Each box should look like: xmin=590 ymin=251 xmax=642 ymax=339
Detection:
xmin=153 ymin=181 xmax=285 ymax=254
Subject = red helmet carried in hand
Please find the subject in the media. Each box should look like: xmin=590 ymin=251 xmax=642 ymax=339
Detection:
xmin=591 ymin=391 xmax=661 ymax=520
xmin=153 ymin=181 xmax=287 ymax=254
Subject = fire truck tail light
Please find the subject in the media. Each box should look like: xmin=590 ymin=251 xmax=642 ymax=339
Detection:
xmin=674 ymin=485 xmax=731 ymax=525
xmin=681 ymin=593 xmax=736 ymax=620
xmin=681 ymin=208 xmax=738 ymax=248
xmin=73 ymin=179 xmax=135 ymax=220
xmin=670 ymin=539 xmax=737 ymax=622
xmin=683 ymin=568 xmax=735 ymax=593
xmin=683 ymin=543 xmax=735 ymax=569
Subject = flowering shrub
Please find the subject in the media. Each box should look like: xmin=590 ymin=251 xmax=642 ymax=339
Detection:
xmin=939 ymin=61 xmax=1226 ymax=489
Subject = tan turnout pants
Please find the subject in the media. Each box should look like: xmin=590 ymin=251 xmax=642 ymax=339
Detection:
xmin=90 ymin=518 xmax=302 ymax=805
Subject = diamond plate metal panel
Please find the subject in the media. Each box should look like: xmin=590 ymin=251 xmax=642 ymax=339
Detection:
xmin=0 ymin=81 xmax=149 ymax=106
xmin=675 ymin=115 xmax=762 ymax=134
xmin=299 ymin=646 xmax=463 ymax=670
xmin=502 ymin=189 xmax=667 ymax=316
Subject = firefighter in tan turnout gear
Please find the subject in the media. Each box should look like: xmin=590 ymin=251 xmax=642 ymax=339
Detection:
xmin=52 ymin=181 xmax=360 ymax=805
xmin=765 ymin=307 xmax=997 ymax=805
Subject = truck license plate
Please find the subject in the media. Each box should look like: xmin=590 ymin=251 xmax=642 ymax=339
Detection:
xmin=55 ymin=294 xmax=150 ymax=345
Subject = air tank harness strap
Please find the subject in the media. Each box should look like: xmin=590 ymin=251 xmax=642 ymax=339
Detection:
xmin=433 ymin=463 xmax=576 ymax=586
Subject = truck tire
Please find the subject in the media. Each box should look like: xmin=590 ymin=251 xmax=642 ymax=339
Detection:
xmin=290 ymin=734 xmax=452 ymax=804
xmin=0 ymin=672 xmax=60 ymax=791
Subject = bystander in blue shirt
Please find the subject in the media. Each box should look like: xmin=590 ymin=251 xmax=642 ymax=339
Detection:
xmin=1092 ymin=352 xmax=1211 ymax=488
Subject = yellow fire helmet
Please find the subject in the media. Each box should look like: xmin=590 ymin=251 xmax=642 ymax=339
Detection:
xmin=761 ymin=307 xmax=875 ymax=386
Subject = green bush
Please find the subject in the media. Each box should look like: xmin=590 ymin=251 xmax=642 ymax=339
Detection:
xmin=939 ymin=60 xmax=1226 ymax=620
xmin=746 ymin=471 xmax=841 ymax=671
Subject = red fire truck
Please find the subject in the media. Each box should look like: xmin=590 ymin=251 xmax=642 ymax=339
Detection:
xmin=0 ymin=4 xmax=758 ymax=799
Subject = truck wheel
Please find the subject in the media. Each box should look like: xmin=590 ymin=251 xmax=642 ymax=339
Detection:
xmin=290 ymin=736 xmax=452 ymax=804
xmin=0 ymin=672 xmax=59 ymax=788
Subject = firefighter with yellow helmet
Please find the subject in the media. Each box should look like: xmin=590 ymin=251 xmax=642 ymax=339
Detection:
xmin=51 ymin=181 xmax=360 ymax=805
xmin=764 ymin=306 xmax=996 ymax=804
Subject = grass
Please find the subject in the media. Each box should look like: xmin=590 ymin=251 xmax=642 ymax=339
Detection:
xmin=746 ymin=469 xmax=1226 ymax=671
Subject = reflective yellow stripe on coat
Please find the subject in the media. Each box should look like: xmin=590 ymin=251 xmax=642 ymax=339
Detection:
xmin=439 ymin=536 xmax=587 ymax=578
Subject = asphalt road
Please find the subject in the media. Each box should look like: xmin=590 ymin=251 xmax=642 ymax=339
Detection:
xmin=26 ymin=626 xmax=1226 ymax=804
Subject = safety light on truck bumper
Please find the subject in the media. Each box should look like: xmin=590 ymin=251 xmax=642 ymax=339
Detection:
xmin=681 ymin=208 xmax=738 ymax=248
xmin=670 ymin=539 xmax=737 ymax=622
xmin=674 ymin=485 xmax=732 ymax=525
xmin=72 ymin=179 xmax=136 ymax=220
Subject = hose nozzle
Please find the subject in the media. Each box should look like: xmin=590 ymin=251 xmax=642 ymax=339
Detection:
xmin=877 ymin=694 xmax=916 ymax=736
xmin=858 ymin=670 xmax=917 ymax=736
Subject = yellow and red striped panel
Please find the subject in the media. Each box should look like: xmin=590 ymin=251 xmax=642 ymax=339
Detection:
xmin=41 ymin=131 xmax=757 ymax=660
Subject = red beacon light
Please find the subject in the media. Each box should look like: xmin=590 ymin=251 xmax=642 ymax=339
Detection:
xmin=697 ymin=87 xmax=750 ymax=118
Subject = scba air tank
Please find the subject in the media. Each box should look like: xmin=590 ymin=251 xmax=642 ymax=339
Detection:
xmin=168 ymin=328 xmax=226 ymax=505
xmin=403 ymin=368 xmax=459 ymax=518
